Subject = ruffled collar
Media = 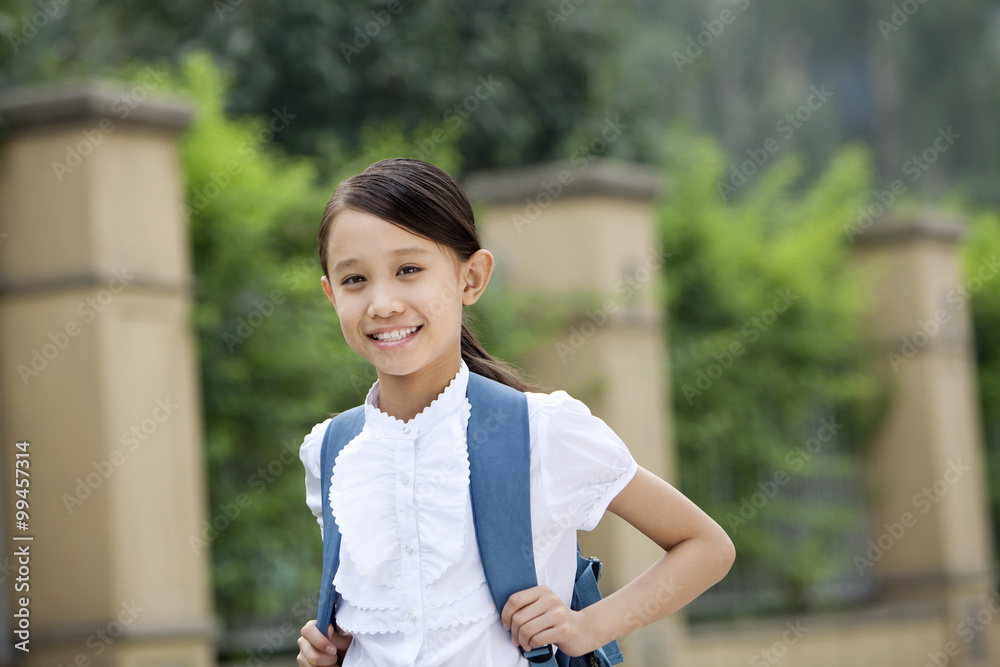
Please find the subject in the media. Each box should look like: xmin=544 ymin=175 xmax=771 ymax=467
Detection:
xmin=330 ymin=357 xmax=481 ymax=618
xmin=362 ymin=360 xmax=470 ymax=438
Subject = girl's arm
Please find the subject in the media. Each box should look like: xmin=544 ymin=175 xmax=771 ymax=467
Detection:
xmin=502 ymin=465 xmax=735 ymax=656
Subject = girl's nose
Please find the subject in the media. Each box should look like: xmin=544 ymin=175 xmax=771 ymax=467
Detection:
xmin=366 ymin=282 xmax=404 ymax=319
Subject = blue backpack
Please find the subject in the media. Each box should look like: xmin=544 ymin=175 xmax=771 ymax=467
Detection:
xmin=315 ymin=371 xmax=624 ymax=666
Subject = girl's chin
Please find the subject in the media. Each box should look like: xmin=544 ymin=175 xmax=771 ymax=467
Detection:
xmin=363 ymin=356 xmax=422 ymax=378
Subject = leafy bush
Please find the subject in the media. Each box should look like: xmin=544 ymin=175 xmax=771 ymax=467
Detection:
xmin=960 ymin=209 xmax=1000 ymax=557
xmin=656 ymin=130 xmax=890 ymax=616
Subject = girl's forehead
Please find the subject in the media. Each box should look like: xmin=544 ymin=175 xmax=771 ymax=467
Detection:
xmin=330 ymin=209 xmax=423 ymax=244
xmin=327 ymin=209 xmax=451 ymax=261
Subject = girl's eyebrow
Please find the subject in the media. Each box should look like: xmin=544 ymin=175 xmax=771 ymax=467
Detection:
xmin=390 ymin=246 xmax=432 ymax=258
xmin=332 ymin=246 xmax=432 ymax=274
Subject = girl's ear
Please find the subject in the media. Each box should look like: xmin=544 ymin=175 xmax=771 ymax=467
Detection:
xmin=461 ymin=249 xmax=494 ymax=306
xmin=320 ymin=276 xmax=338 ymax=312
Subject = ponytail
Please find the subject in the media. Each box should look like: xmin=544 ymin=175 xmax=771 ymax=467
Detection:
xmin=460 ymin=320 xmax=542 ymax=393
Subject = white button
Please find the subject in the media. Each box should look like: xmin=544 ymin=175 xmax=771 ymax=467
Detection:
xmin=401 ymin=475 xmax=408 ymax=484
xmin=408 ymin=612 xmax=416 ymax=621
xmin=401 ymin=426 xmax=410 ymax=434
xmin=405 ymin=544 xmax=413 ymax=554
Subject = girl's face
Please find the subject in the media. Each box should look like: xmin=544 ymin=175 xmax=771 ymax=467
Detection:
xmin=321 ymin=208 xmax=492 ymax=381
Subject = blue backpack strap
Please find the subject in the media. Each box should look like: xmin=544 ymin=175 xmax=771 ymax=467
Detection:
xmin=465 ymin=373 xmax=557 ymax=665
xmin=315 ymin=406 xmax=366 ymax=639
xmin=567 ymin=547 xmax=624 ymax=666
xmin=467 ymin=373 xmax=622 ymax=667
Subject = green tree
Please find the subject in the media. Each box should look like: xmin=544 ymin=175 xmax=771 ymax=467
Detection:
xmin=960 ymin=208 xmax=1000 ymax=560
xmin=4 ymin=0 xmax=996 ymax=199
xmin=1 ymin=0 xmax=645 ymax=172
xmin=657 ymin=129 xmax=889 ymax=616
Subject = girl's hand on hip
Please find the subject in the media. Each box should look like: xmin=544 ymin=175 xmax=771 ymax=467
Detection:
xmin=297 ymin=619 xmax=353 ymax=666
xmin=501 ymin=586 xmax=597 ymax=657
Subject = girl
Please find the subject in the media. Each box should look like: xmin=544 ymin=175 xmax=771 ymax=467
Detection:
xmin=297 ymin=158 xmax=734 ymax=667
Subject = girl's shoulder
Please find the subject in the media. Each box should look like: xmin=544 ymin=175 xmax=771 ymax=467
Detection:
xmin=299 ymin=416 xmax=334 ymax=468
xmin=523 ymin=388 xmax=602 ymax=423
xmin=522 ymin=388 xmax=637 ymax=532
xmin=523 ymin=388 xmax=633 ymax=460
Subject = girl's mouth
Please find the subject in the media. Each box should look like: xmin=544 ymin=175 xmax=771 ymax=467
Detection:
xmin=368 ymin=326 xmax=422 ymax=344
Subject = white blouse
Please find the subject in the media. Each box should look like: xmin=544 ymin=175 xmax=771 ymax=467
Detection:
xmin=299 ymin=360 xmax=637 ymax=667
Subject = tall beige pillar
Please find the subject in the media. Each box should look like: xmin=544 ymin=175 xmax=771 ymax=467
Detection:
xmin=853 ymin=214 xmax=996 ymax=665
xmin=465 ymin=160 xmax=680 ymax=666
xmin=0 ymin=85 xmax=216 ymax=666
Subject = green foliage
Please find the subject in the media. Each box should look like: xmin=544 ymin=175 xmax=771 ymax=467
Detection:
xmin=960 ymin=208 xmax=1000 ymax=556
xmin=5 ymin=0 xmax=998 ymax=197
xmin=1 ymin=0 xmax=638 ymax=171
xmin=657 ymin=130 xmax=890 ymax=616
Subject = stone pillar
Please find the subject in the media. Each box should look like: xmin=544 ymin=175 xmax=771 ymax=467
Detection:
xmin=465 ymin=160 xmax=680 ymax=666
xmin=852 ymin=214 xmax=996 ymax=666
xmin=0 ymin=85 xmax=216 ymax=666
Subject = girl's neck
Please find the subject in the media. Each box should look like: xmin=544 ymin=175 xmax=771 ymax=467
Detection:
xmin=375 ymin=355 xmax=463 ymax=423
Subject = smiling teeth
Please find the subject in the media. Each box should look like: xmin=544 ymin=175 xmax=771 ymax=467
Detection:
xmin=371 ymin=327 xmax=418 ymax=342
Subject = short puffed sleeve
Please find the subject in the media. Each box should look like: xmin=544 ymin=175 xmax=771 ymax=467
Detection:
xmin=299 ymin=418 xmax=333 ymax=532
xmin=527 ymin=390 xmax=638 ymax=532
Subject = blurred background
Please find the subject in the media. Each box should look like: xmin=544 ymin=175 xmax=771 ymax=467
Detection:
xmin=1 ymin=0 xmax=999 ymax=665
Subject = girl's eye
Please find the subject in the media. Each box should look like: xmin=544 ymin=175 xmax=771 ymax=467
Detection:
xmin=398 ymin=265 xmax=422 ymax=276
xmin=341 ymin=275 xmax=366 ymax=286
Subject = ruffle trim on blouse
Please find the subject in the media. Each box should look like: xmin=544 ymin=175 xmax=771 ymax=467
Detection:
xmin=330 ymin=430 xmax=402 ymax=589
xmin=362 ymin=360 xmax=469 ymax=437
xmin=300 ymin=417 xmax=334 ymax=530
xmin=329 ymin=375 xmax=478 ymax=620
xmin=336 ymin=579 xmax=497 ymax=635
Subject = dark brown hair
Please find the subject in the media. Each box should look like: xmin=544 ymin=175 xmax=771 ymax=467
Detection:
xmin=318 ymin=158 xmax=539 ymax=392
